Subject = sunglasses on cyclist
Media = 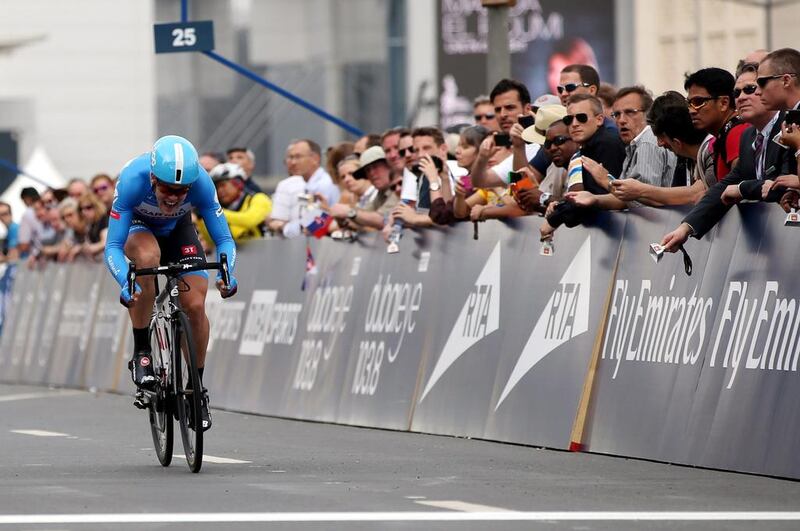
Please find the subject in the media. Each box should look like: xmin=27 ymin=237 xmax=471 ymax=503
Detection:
xmin=543 ymin=135 xmax=571 ymax=149
xmin=399 ymin=146 xmax=416 ymax=157
xmin=610 ymin=108 xmax=644 ymax=119
xmin=155 ymin=181 xmax=191 ymax=196
xmin=562 ymin=113 xmax=590 ymax=126
xmin=474 ymin=113 xmax=495 ymax=121
xmin=756 ymin=73 xmax=797 ymax=88
xmin=557 ymin=82 xmax=591 ymax=94
xmin=686 ymin=96 xmax=719 ymax=110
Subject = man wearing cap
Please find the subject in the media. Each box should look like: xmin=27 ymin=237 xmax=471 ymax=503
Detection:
xmin=198 ymin=162 xmax=272 ymax=243
xmin=328 ymin=146 xmax=399 ymax=230
xmin=511 ymin=104 xmax=571 ymax=212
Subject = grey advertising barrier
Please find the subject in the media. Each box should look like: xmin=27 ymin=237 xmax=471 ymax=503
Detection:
xmin=410 ymin=213 xmax=625 ymax=449
xmin=583 ymin=204 xmax=800 ymax=479
xmin=5 ymin=207 xmax=800 ymax=479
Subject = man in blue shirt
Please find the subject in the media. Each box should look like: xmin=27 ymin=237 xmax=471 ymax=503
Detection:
xmin=0 ymin=202 xmax=19 ymax=263
xmin=104 ymin=135 xmax=238 ymax=431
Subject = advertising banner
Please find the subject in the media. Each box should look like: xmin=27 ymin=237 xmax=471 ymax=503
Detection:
xmin=411 ymin=213 xmax=625 ymax=449
xmin=438 ymin=0 xmax=616 ymax=128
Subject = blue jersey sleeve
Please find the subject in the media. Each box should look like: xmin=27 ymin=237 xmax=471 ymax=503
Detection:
xmin=190 ymin=170 xmax=238 ymax=275
xmin=104 ymin=155 xmax=149 ymax=288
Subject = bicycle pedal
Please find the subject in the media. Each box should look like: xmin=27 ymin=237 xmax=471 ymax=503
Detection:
xmin=133 ymin=391 xmax=150 ymax=410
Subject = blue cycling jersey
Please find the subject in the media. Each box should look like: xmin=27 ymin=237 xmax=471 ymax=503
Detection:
xmin=104 ymin=153 xmax=237 ymax=288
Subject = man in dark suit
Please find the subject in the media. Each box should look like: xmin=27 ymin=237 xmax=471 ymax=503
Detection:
xmin=661 ymin=56 xmax=799 ymax=250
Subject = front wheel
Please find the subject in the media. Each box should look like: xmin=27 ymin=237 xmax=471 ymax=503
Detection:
xmin=173 ymin=310 xmax=203 ymax=473
xmin=149 ymin=325 xmax=173 ymax=466
xmin=148 ymin=384 xmax=173 ymax=466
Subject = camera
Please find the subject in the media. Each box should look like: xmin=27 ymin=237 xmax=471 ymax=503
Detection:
xmin=494 ymin=133 xmax=512 ymax=148
xmin=518 ymin=115 xmax=535 ymax=128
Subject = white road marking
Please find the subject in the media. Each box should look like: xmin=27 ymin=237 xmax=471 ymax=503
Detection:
xmin=2 ymin=512 xmax=800 ymax=524
xmin=0 ymin=391 xmax=82 ymax=403
xmin=416 ymin=500 xmax=510 ymax=512
xmin=405 ymin=496 xmax=427 ymax=500
xmin=11 ymin=430 xmax=69 ymax=438
xmin=175 ymin=454 xmax=251 ymax=464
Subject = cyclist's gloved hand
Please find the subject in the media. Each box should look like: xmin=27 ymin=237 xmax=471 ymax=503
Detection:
xmin=119 ymin=280 xmax=142 ymax=308
xmin=216 ymin=273 xmax=238 ymax=299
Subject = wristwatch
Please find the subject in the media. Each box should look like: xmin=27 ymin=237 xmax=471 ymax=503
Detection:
xmin=347 ymin=208 xmax=358 ymax=220
xmin=429 ymin=180 xmax=442 ymax=192
xmin=539 ymin=192 xmax=551 ymax=206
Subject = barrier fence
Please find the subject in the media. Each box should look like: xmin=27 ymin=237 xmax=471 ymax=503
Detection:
xmin=1 ymin=204 xmax=799 ymax=479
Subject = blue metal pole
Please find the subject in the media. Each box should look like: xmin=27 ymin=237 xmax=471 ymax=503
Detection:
xmin=202 ymin=50 xmax=364 ymax=137
xmin=181 ymin=0 xmax=188 ymax=22
xmin=0 ymin=158 xmax=50 ymax=188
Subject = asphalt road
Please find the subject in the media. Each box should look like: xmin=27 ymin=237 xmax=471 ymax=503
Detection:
xmin=1 ymin=383 xmax=800 ymax=531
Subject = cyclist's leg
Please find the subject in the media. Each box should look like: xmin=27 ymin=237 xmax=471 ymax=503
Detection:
xmin=178 ymin=276 xmax=209 ymax=370
xmin=159 ymin=214 xmax=210 ymax=372
xmin=123 ymin=226 xmax=161 ymax=391
xmin=123 ymin=229 xmax=161 ymax=327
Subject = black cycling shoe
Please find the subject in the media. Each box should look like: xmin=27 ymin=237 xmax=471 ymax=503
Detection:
xmin=200 ymin=389 xmax=212 ymax=432
xmin=128 ymin=351 xmax=157 ymax=389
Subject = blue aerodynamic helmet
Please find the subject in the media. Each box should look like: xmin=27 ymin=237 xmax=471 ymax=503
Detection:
xmin=150 ymin=135 xmax=200 ymax=186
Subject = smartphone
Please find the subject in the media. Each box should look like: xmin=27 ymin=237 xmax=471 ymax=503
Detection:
xmin=494 ymin=133 xmax=512 ymax=148
xmin=518 ymin=115 xmax=535 ymax=128
xmin=785 ymin=109 xmax=800 ymax=126
xmin=431 ymin=155 xmax=444 ymax=172
xmin=508 ymin=171 xmax=523 ymax=184
xmin=459 ymin=175 xmax=474 ymax=196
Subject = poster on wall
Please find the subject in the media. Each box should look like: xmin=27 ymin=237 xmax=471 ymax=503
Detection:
xmin=438 ymin=0 xmax=616 ymax=128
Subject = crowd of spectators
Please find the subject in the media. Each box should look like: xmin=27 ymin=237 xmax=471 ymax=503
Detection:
xmin=239 ymin=47 xmax=800 ymax=257
xmin=4 ymin=47 xmax=800 ymax=265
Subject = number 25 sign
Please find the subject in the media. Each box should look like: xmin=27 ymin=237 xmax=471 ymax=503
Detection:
xmin=154 ymin=21 xmax=214 ymax=54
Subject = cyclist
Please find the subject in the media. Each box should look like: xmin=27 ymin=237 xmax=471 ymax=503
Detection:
xmin=104 ymin=135 xmax=238 ymax=431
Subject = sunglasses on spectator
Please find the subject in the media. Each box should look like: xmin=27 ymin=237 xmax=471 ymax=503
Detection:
xmin=733 ymin=84 xmax=758 ymax=98
xmin=562 ymin=113 xmax=590 ymax=126
xmin=92 ymin=183 xmax=111 ymax=194
xmin=80 ymin=204 xmax=95 ymax=212
xmin=610 ymin=108 xmax=644 ymax=119
xmin=0 ymin=210 xmax=10 ymax=217
xmin=686 ymin=96 xmax=719 ymax=110
xmin=557 ymin=82 xmax=591 ymax=94
xmin=155 ymin=182 xmax=191 ymax=196
xmin=544 ymin=135 xmax=571 ymax=149
xmin=756 ymin=73 xmax=797 ymax=88
xmin=399 ymin=146 xmax=416 ymax=157
xmin=474 ymin=113 xmax=495 ymax=121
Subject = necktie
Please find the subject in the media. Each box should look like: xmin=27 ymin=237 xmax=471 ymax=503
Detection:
xmin=754 ymin=133 xmax=765 ymax=180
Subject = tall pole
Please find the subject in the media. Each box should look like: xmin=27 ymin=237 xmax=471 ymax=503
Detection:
xmin=483 ymin=0 xmax=514 ymax=88
xmin=765 ymin=0 xmax=773 ymax=50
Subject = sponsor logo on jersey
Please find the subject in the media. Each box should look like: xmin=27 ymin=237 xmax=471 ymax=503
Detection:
xmin=182 ymin=245 xmax=197 ymax=256
xmin=109 ymin=210 xmax=121 ymax=220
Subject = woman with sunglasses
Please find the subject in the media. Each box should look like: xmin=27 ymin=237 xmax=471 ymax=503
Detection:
xmin=90 ymin=173 xmax=115 ymax=212
xmin=72 ymin=191 xmax=109 ymax=261
xmin=103 ymin=135 xmax=238 ymax=432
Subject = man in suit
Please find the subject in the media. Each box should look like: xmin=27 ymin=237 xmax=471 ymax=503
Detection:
xmin=660 ymin=57 xmax=798 ymax=251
